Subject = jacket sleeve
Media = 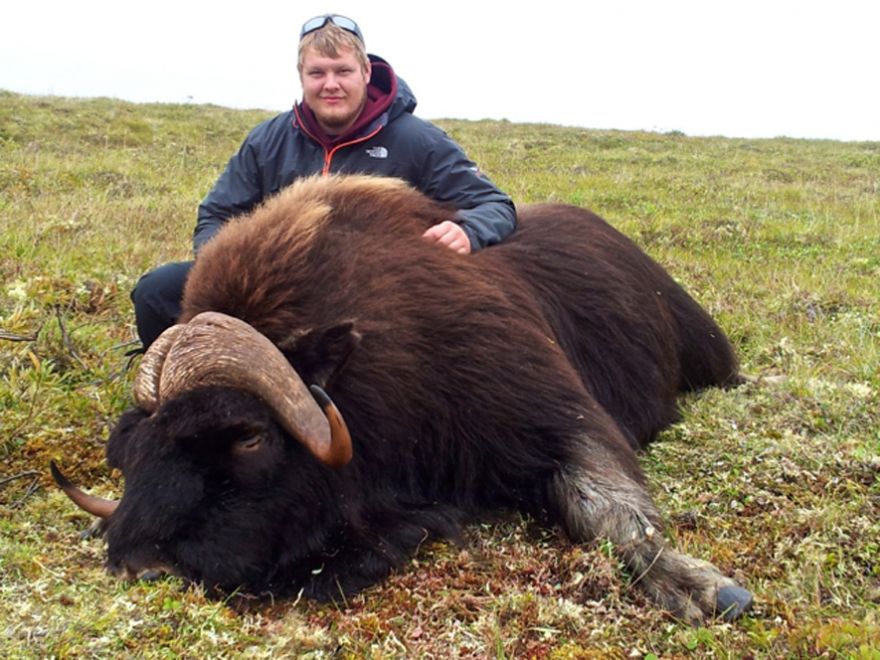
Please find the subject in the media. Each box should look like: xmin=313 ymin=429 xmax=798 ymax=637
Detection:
xmin=416 ymin=124 xmax=516 ymax=251
xmin=193 ymin=135 xmax=264 ymax=254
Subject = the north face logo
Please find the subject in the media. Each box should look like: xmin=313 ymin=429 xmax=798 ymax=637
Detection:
xmin=366 ymin=146 xmax=389 ymax=159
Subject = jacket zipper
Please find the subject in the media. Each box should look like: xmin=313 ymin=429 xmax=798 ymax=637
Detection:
xmin=321 ymin=126 xmax=384 ymax=175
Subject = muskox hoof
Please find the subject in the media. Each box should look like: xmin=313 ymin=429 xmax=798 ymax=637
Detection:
xmin=634 ymin=548 xmax=754 ymax=625
xmin=715 ymin=584 xmax=753 ymax=621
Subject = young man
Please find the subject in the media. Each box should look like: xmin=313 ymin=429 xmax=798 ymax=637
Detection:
xmin=132 ymin=14 xmax=515 ymax=348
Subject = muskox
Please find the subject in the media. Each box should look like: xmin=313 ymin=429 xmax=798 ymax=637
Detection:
xmin=53 ymin=175 xmax=752 ymax=624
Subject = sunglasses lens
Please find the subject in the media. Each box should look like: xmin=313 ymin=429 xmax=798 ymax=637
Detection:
xmin=300 ymin=16 xmax=327 ymax=38
xmin=329 ymin=15 xmax=357 ymax=32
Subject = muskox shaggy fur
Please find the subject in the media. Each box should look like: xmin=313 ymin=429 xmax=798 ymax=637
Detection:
xmin=74 ymin=175 xmax=751 ymax=623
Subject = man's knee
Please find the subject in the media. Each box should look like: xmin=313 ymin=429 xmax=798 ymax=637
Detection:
xmin=131 ymin=261 xmax=192 ymax=347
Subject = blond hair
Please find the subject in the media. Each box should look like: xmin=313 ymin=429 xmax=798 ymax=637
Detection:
xmin=298 ymin=23 xmax=369 ymax=73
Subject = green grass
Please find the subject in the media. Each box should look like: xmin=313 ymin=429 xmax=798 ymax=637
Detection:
xmin=1 ymin=90 xmax=878 ymax=657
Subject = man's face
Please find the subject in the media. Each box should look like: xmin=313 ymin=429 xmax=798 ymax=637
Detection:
xmin=300 ymin=45 xmax=371 ymax=136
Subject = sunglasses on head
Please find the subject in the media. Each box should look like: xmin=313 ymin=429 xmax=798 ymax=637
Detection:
xmin=300 ymin=14 xmax=364 ymax=43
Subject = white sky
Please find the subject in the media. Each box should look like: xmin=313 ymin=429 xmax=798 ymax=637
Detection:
xmin=2 ymin=0 xmax=878 ymax=141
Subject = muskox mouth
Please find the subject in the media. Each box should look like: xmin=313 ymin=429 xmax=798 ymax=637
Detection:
xmin=107 ymin=562 xmax=177 ymax=583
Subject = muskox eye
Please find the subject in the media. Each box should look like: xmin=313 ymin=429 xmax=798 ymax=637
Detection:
xmin=234 ymin=434 xmax=264 ymax=453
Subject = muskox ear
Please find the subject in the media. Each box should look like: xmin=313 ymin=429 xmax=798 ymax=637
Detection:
xmin=278 ymin=321 xmax=362 ymax=389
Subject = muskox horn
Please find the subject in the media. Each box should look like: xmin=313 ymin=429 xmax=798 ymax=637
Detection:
xmin=309 ymin=385 xmax=353 ymax=467
xmin=134 ymin=311 xmax=352 ymax=468
xmin=132 ymin=323 xmax=187 ymax=412
xmin=50 ymin=461 xmax=119 ymax=519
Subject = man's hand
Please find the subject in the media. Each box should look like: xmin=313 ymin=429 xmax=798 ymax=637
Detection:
xmin=422 ymin=221 xmax=471 ymax=254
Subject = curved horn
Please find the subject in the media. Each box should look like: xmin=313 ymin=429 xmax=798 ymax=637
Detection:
xmin=137 ymin=311 xmax=353 ymax=468
xmin=133 ymin=323 xmax=187 ymax=412
xmin=50 ymin=461 xmax=119 ymax=519
xmin=309 ymin=385 xmax=353 ymax=467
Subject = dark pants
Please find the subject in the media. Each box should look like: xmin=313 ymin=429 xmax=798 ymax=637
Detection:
xmin=131 ymin=261 xmax=193 ymax=348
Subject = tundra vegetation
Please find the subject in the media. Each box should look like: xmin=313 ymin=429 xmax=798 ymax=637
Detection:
xmin=1 ymin=90 xmax=878 ymax=658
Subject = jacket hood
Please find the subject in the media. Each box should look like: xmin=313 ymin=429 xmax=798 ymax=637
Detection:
xmin=369 ymin=54 xmax=417 ymax=118
xmin=295 ymin=54 xmax=417 ymax=148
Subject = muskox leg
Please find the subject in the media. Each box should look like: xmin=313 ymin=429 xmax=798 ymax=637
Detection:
xmin=548 ymin=451 xmax=752 ymax=624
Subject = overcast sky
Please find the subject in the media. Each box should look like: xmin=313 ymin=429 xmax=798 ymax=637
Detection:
xmin=3 ymin=1 xmax=878 ymax=141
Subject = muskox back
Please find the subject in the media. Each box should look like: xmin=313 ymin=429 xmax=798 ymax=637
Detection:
xmin=480 ymin=204 xmax=739 ymax=448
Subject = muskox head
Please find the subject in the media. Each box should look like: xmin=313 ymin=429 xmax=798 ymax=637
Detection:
xmin=52 ymin=311 xmax=352 ymax=592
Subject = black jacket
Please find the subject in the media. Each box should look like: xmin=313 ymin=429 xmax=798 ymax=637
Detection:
xmin=194 ymin=55 xmax=516 ymax=253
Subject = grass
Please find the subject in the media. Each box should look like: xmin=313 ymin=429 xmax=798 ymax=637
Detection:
xmin=1 ymin=89 xmax=878 ymax=657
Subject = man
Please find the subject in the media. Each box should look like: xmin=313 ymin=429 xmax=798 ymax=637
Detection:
xmin=132 ymin=14 xmax=516 ymax=348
